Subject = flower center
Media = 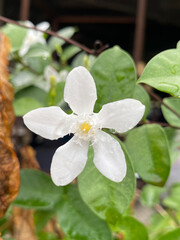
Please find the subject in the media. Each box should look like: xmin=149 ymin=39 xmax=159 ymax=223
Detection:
xmin=80 ymin=122 xmax=92 ymax=133
xmin=70 ymin=114 xmax=100 ymax=144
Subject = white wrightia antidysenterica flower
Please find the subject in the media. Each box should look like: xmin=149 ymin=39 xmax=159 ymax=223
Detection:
xmin=43 ymin=66 xmax=68 ymax=92
xmin=23 ymin=66 xmax=145 ymax=186
xmin=43 ymin=65 xmax=62 ymax=92
xmin=19 ymin=21 xmax=50 ymax=57
xmin=44 ymin=66 xmax=68 ymax=84
xmin=44 ymin=66 xmax=61 ymax=84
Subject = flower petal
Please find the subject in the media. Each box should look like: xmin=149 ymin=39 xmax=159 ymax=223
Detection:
xmin=59 ymin=70 xmax=68 ymax=82
xmin=44 ymin=65 xmax=60 ymax=83
xmin=64 ymin=66 xmax=97 ymax=114
xmin=50 ymin=137 xmax=89 ymax=186
xmin=97 ymin=99 xmax=145 ymax=133
xmin=23 ymin=20 xmax=34 ymax=28
xmin=93 ymin=131 xmax=127 ymax=182
xmin=19 ymin=43 xmax=30 ymax=57
xmin=23 ymin=106 xmax=71 ymax=140
xmin=36 ymin=21 xmax=50 ymax=31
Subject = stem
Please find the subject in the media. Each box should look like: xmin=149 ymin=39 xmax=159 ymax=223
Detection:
xmin=153 ymin=204 xmax=180 ymax=228
xmin=154 ymin=204 xmax=168 ymax=218
xmin=116 ymin=233 xmax=124 ymax=240
xmin=51 ymin=217 xmax=64 ymax=239
xmin=140 ymin=120 xmax=180 ymax=130
xmin=148 ymin=89 xmax=180 ymax=119
xmin=167 ymin=209 xmax=180 ymax=227
xmin=0 ymin=221 xmax=10 ymax=232
xmin=0 ymin=15 xmax=98 ymax=55
xmin=11 ymin=54 xmax=40 ymax=75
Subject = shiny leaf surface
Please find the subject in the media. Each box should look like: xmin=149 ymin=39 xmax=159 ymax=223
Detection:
xmin=125 ymin=124 xmax=171 ymax=186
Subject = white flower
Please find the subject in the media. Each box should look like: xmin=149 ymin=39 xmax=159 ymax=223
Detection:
xmin=19 ymin=21 xmax=50 ymax=57
xmin=59 ymin=69 xmax=68 ymax=82
xmin=44 ymin=66 xmax=68 ymax=84
xmin=23 ymin=66 xmax=145 ymax=186
xmin=44 ymin=66 xmax=61 ymax=84
xmin=43 ymin=66 xmax=68 ymax=92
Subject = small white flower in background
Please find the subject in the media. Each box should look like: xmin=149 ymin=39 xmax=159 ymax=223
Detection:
xmin=43 ymin=66 xmax=68 ymax=91
xmin=44 ymin=65 xmax=61 ymax=85
xmin=44 ymin=66 xmax=68 ymax=84
xmin=19 ymin=21 xmax=50 ymax=57
xmin=59 ymin=69 xmax=68 ymax=82
xmin=23 ymin=66 xmax=145 ymax=186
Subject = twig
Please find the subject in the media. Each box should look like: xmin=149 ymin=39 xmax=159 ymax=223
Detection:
xmin=11 ymin=54 xmax=40 ymax=75
xmin=147 ymin=89 xmax=180 ymax=119
xmin=154 ymin=204 xmax=168 ymax=218
xmin=0 ymin=15 xmax=97 ymax=55
xmin=93 ymin=40 xmax=109 ymax=55
xmin=166 ymin=209 xmax=180 ymax=227
xmin=51 ymin=217 xmax=64 ymax=239
xmin=140 ymin=120 xmax=180 ymax=130
xmin=138 ymin=188 xmax=180 ymax=227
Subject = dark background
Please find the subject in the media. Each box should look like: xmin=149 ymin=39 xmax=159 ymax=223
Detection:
xmin=1 ymin=0 xmax=180 ymax=61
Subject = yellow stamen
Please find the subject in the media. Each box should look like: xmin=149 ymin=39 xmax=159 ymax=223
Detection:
xmin=80 ymin=122 xmax=91 ymax=133
xmin=50 ymin=74 xmax=55 ymax=79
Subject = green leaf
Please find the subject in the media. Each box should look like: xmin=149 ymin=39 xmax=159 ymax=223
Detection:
xmin=37 ymin=231 xmax=60 ymax=240
xmin=48 ymin=27 xmax=76 ymax=51
xmin=148 ymin=213 xmax=176 ymax=240
xmin=158 ymin=228 xmax=180 ymax=240
xmin=62 ymin=45 xmax=81 ymax=61
xmin=78 ymin=138 xmax=136 ymax=224
xmin=164 ymin=127 xmax=177 ymax=146
xmin=24 ymin=43 xmax=51 ymax=73
xmin=34 ymin=210 xmax=54 ymax=232
xmin=56 ymin=185 xmax=112 ymax=240
xmin=177 ymin=40 xmax=180 ymax=49
xmin=15 ymin=86 xmax=47 ymax=104
xmin=0 ymin=214 xmax=9 ymax=236
xmin=133 ymin=84 xmax=150 ymax=120
xmin=33 ymin=76 xmax=50 ymax=92
xmin=3 ymin=238 xmax=16 ymax=240
xmin=161 ymin=97 xmax=180 ymax=127
xmin=11 ymin=70 xmax=38 ymax=92
xmin=71 ymin=52 xmax=96 ymax=70
xmin=164 ymin=127 xmax=179 ymax=163
xmin=140 ymin=185 xmax=164 ymax=207
xmin=163 ymin=183 xmax=180 ymax=210
xmin=14 ymin=169 xmax=63 ymax=209
xmin=125 ymin=124 xmax=171 ymax=186
xmin=112 ymin=216 xmax=149 ymax=240
xmin=138 ymin=49 xmax=180 ymax=97
xmin=91 ymin=46 xmax=136 ymax=112
xmin=13 ymin=97 xmax=45 ymax=116
xmin=46 ymin=81 xmax=65 ymax=106
xmin=1 ymin=23 xmax=27 ymax=52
